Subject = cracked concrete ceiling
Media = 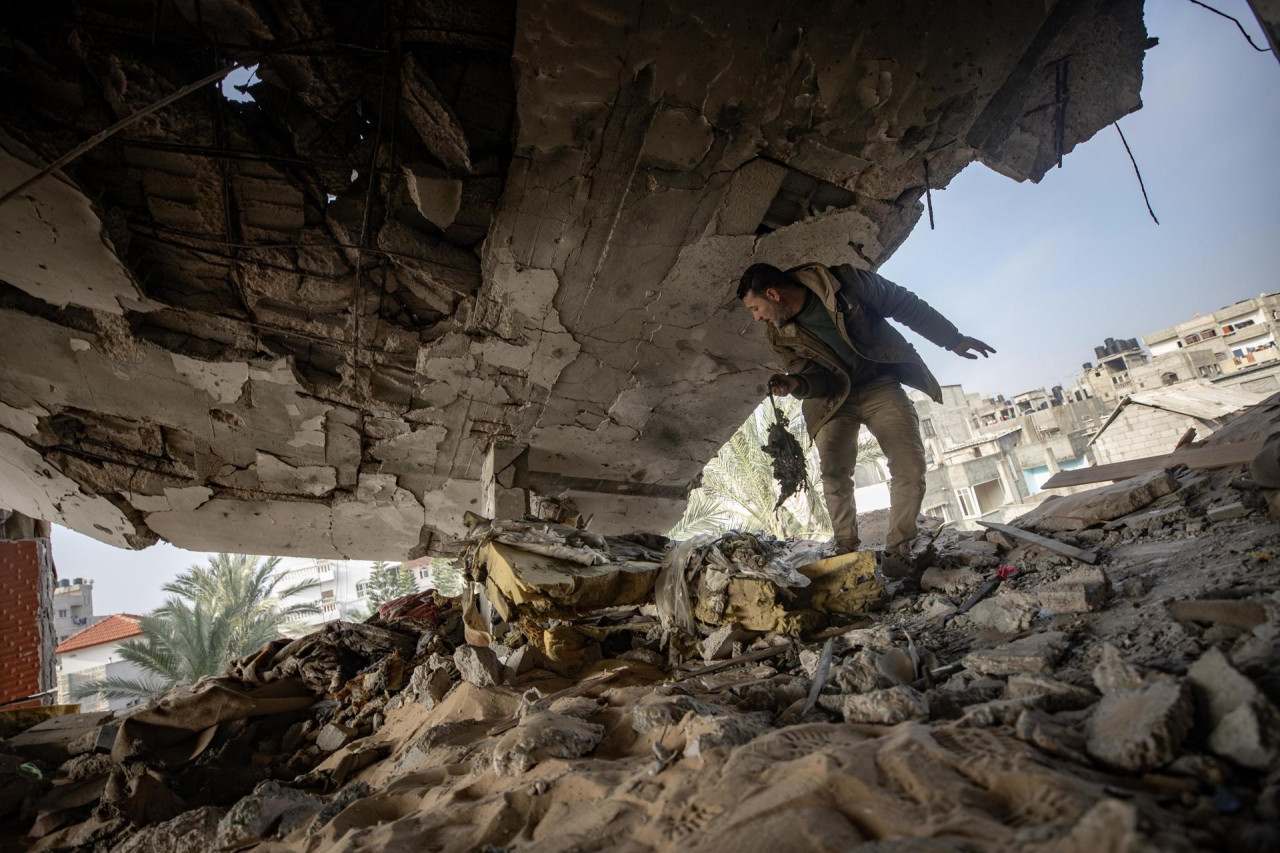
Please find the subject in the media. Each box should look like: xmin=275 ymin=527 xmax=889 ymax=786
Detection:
xmin=0 ymin=0 xmax=1149 ymax=558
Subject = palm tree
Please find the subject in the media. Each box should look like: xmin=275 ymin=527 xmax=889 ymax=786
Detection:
xmin=74 ymin=554 xmax=320 ymax=701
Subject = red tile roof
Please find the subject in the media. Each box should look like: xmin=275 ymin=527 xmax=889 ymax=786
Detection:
xmin=55 ymin=614 xmax=143 ymax=654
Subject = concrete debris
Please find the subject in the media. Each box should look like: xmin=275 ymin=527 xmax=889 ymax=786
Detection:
xmin=214 ymin=781 xmax=324 ymax=848
xmin=963 ymin=631 xmax=1069 ymax=676
xmin=4 ymin=446 xmax=1280 ymax=850
xmin=453 ymin=644 xmax=504 ymax=688
xmin=839 ymin=686 xmax=930 ymax=725
xmin=1086 ymin=679 xmax=1194 ymax=772
xmin=1187 ymin=647 xmax=1280 ymax=769
xmin=491 ymin=712 xmax=606 ymax=776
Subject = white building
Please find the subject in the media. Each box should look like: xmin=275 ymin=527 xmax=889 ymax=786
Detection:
xmin=56 ymin=614 xmax=157 ymax=712
xmin=53 ymin=577 xmax=103 ymax=644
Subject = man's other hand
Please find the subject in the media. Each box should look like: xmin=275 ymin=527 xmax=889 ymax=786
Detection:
xmin=950 ymin=337 xmax=996 ymax=360
xmin=768 ymin=374 xmax=800 ymax=396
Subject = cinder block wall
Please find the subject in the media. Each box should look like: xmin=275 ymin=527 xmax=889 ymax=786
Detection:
xmin=1093 ymin=407 xmax=1199 ymax=464
xmin=0 ymin=538 xmax=56 ymax=708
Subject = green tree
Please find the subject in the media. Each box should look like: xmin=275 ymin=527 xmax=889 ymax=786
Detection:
xmin=364 ymin=561 xmax=418 ymax=608
xmin=423 ymin=558 xmax=465 ymax=598
xmin=669 ymin=396 xmax=886 ymax=540
xmin=75 ymin=554 xmax=320 ymax=701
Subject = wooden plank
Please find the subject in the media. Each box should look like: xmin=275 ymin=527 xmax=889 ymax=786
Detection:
xmin=1041 ymin=439 xmax=1265 ymax=489
xmin=977 ymin=520 xmax=1099 ymax=564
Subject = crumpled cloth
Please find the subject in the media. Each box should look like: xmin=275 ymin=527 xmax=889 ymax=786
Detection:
xmin=377 ymin=589 xmax=455 ymax=622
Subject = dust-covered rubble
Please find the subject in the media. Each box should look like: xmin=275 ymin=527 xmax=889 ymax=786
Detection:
xmin=4 ymin=453 xmax=1280 ymax=851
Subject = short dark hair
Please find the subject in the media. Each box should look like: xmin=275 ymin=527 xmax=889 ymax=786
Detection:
xmin=737 ymin=263 xmax=798 ymax=299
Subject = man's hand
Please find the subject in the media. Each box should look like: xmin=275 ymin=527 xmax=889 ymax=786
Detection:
xmin=949 ymin=336 xmax=996 ymax=360
xmin=768 ymin=373 xmax=800 ymax=396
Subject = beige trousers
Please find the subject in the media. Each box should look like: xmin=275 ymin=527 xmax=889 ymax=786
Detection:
xmin=813 ymin=377 xmax=927 ymax=556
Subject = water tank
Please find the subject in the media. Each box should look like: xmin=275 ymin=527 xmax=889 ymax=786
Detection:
xmin=73 ymin=577 xmax=85 ymax=585
xmin=1093 ymin=346 xmax=1107 ymax=360
xmin=59 ymin=578 xmax=70 ymax=587
xmin=1082 ymin=362 xmax=1093 ymax=370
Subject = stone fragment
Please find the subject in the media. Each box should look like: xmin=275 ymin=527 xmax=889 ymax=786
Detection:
xmin=840 ymin=686 xmax=930 ymax=725
xmin=953 ymin=695 xmax=1044 ymax=727
xmin=963 ymin=591 xmax=1040 ymax=634
xmin=964 ymin=631 xmax=1068 ymax=676
xmin=307 ymin=781 xmax=373 ymax=835
xmin=944 ymin=539 xmax=1001 ymax=567
xmin=491 ymin=711 xmax=605 ymax=776
xmin=984 ymin=528 xmax=1017 ymax=552
xmin=1085 ymin=680 xmax=1193 ymax=771
xmin=215 ymin=781 xmax=324 ymax=848
xmin=1092 ymin=644 xmax=1146 ymax=695
xmin=682 ymin=712 xmax=772 ymax=758
xmin=1037 ymin=566 xmax=1111 ymax=614
xmin=699 ymin=623 xmax=754 ymax=662
xmin=1187 ymin=647 xmax=1280 ymax=769
xmin=454 ymin=644 xmax=503 ymax=687
xmin=830 ymin=650 xmax=898 ymax=694
xmin=113 ymin=805 xmax=225 ymax=853
xmin=617 ymin=648 xmax=664 ymax=667
xmin=405 ymin=658 xmax=455 ymax=709
xmin=631 ymin=695 xmax=721 ymax=734
xmin=1167 ymin=598 xmax=1268 ymax=630
xmin=547 ymin=696 xmax=601 ymax=718
xmin=1021 ymin=470 xmax=1180 ymax=532
xmin=920 ymin=566 xmax=984 ymax=595
xmin=1015 ymin=709 xmax=1089 ymax=763
xmin=316 ymin=722 xmax=358 ymax=752
xmin=1207 ymin=502 xmax=1249 ymax=522
xmin=1006 ymin=674 xmax=1098 ymax=711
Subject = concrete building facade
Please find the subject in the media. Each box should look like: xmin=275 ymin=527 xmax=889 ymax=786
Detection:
xmin=55 ymin=614 xmax=155 ymax=713
xmin=52 ymin=578 xmax=103 ymax=644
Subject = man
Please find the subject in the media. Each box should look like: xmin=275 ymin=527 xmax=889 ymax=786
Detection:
xmin=738 ymin=262 xmax=994 ymax=574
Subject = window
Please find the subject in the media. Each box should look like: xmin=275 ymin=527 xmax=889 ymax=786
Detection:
xmin=321 ymin=589 xmax=334 ymax=600
xmin=1201 ymin=329 xmax=1217 ymax=339
xmin=418 ymin=568 xmax=430 ymax=579
xmin=355 ymin=582 xmax=367 ymax=596
xmin=921 ymin=418 xmax=936 ymax=438
xmin=972 ymin=447 xmax=982 ymax=458
xmin=58 ymin=609 xmax=67 ymax=618
xmin=1184 ymin=334 xmax=1200 ymax=345
xmin=956 ymin=488 xmax=977 ymax=518
xmin=1161 ymin=372 xmax=1179 ymax=386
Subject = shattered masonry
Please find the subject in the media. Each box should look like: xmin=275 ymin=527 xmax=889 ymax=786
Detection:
xmin=0 ymin=0 xmax=1149 ymax=558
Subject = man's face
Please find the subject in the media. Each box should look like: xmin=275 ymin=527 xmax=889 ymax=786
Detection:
xmin=742 ymin=288 xmax=794 ymax=328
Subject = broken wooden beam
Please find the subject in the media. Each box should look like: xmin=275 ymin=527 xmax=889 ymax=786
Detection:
xmin=977 ymin=520 xmax=1099 ymax=564
xmin=1040 ymin=439 xmax=1265 ymax=489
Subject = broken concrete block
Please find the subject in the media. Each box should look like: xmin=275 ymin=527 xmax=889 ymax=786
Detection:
xmin=491 ymin=711 xmax=605 ymax=776
xmin=113 ymin=805 xmax=225 ymax=853
xmin=840 ymin=686 xmax=930 ymax=725
xmin=1006 ymin=674 xmax=1098 ymax=712
xmin=921 ymin=565 xmax=984 ymax=595
xmin=215 ymin=781 xmax=323 ymax=848
xmin=831 ymin=650 xmax=899 ymax=694
xmin=963 ymin=591 xmax=1040 ymax=634
xmin=1037 ymin=566 xmax=1111 ymax=614
xmin=306 ymin=781 xmax=373 ymax=836
xmin=454 ymin=644 xmax=503 ymax=687
xmin=631 ymin=695 xmax=721 ymax=734
xmin=406 ymin=662 xmax=454 ymax=709
xmin=699 ymin=623 xmax=754 ymax=662
xmin=984 ymin=528 xmax=1017 ymax=552
xmin=1021 ymin=470 xmax=1181 ymax=532
xmin=316 ymin=722 xmax=359 ymax=752
xmin=1206 ymin=502 xmax=1249 ymax=522
xmin=1085 ymin=680 xmax=1193 ymax=771
xmin=944 ymin=539 xmax=1001 ymax=567
xmin=1016 ymin=709 xmax=1088 ymax=763
xmin=1167 ymin=598 xmax=1268 ymax=630
xmin=1187 ymin=647 xmax=1280 ymax=769
xmin=1092 ymin=644 xmax=1146 ymax=695
xmin=964 ymin=631 xmax=1069 ymax=676
xmin=682 ymin=711 xmax=771 ymax=758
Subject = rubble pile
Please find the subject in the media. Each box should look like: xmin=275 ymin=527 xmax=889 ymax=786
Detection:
xmin=5 ymin=454 xmax=1280 ymax=850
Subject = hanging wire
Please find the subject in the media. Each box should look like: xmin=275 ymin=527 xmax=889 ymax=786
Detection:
xmin=1114 ymin=122 xmax=1159 ymax=225
xmin=1186 ymin=0 xmax=1273 ymax=52
xmin=922 ymin=156 xmax=935 ymax=230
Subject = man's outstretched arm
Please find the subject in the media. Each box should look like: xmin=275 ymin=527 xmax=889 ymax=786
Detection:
xmin=831 ymin=265 xmax=994 ymax=357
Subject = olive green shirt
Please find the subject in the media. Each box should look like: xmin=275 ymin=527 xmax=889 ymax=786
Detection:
xmin=791 ymin=291 xmax=881 ymax=391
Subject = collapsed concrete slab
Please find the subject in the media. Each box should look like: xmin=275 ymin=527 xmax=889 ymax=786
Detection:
xmin=0 ymin=1 xmax=1150 ymax=557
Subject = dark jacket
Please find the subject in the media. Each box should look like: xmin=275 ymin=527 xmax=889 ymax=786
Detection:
xmin=765 ymin=263 xmax=962 ymax=437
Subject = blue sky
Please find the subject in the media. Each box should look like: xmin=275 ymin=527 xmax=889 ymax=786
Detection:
xmin=880 ymin=0 xmax=1280 ymax=398
xmin=53 ymin=0 xmax=1280 ymax=612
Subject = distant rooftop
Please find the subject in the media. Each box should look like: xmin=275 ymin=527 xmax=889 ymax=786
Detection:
xmin=55 ymin=614 xmax=143 ymax=654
